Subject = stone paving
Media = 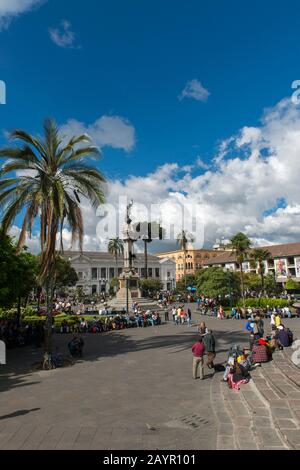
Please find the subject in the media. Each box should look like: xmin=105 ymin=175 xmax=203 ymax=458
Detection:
xmin=1 ymin=309 xmax=300 ymax=450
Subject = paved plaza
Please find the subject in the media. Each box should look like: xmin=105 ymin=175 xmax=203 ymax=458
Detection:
xmin=1 ymin=310 xmax=300 ymax=450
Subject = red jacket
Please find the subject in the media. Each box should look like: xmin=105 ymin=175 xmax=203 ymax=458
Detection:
xmin=192 ymin=342 xmax=205 ymax=357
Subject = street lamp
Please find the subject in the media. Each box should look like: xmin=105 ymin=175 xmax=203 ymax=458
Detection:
xmin=224 ymin=268 xmax=233 ymax=310
xmin=125 ymin=272 xmax=132 ymax=314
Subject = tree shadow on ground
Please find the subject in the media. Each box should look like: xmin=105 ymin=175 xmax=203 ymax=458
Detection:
xmin=0 ymin=408 xmax=41 ymax=420
xmin=0 ymin=325 xmax=249 ymax=392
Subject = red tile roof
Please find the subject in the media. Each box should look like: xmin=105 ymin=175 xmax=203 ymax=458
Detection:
xmin=204 ymin=242 xmax=300 ymax=266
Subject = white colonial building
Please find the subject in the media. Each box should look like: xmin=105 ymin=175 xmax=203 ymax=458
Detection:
xmin=63 ymin=251 xmax=176 ymax=294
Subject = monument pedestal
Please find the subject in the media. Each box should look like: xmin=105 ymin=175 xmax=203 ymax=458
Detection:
xmin=117 ymin=273 xmax=141 ymax=303
xmin=108 ymin=271 xmax=161 ymax=311
xmin=114 ymin=271 xmax=141 ymax=310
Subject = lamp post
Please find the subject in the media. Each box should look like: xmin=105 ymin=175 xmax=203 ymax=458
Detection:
xmin=224 ymin=268 xmax=233 ymax=310
xmin=125 ymin=273 xmax=132 ymax=314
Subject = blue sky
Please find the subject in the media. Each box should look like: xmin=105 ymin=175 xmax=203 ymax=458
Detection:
xmin=1 ymin=0 xmax=299 ymax=177
xmin=1 ymin=0 xmax=300 ymax=251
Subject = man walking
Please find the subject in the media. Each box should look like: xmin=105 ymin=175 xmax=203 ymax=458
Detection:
xmin=172 ymin=307 xmax=177 ymax=324
xmin=192 ymin=338 xmax=205 ymax=380
xmin=164 ymin=309 xmax=169 ymax=322
xmin=187 ymin=308 xmax=192 ymax=326
xmin=203 ymin=330 xmax=216 ymax=369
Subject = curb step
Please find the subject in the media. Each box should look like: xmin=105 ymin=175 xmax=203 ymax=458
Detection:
xmin=252 ymin=355 xmax=300 ymax=449
xmin=210 ymin=373 xmax=238 ymax=450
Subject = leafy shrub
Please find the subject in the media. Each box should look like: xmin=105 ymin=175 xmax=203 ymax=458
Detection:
xmin=235 ymin=298 xmax=291 ymax=308
xmin=21 ymin=315 xmax=45 ymax=323
xmin=21 ymin=306 xmax=36 ymax=317
xmin=0 ymin=308 xmax=18 ymax=319
xmin=54 ymin=315 xmax=78 ymax=327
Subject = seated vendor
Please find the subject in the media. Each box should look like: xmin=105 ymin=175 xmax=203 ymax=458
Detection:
xmin=251 ymin=338 xmax=270 ymax=363
xmin=276 ymin=325 xmax=293 ymax=348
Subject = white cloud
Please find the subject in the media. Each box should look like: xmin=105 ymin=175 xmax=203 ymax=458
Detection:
xmin=236 ymin=126 xmax=262 ymax=148
xmin=10 ymin=225 xmax=41 ymax=253
xmin=49 ymin=20 xmax=78 ymax=49
xmin=179 ymin=79 xmax=210 ymax=102
xmin=0 ymin=0 xmax=45 ymax=30
xmin=60 ymin=115 xmax=136 ymax=152
xmin=195 ymin=156 xmax=210 ymax=170
xmin=14 ymin=96 xmax=300 ymax=253
xmin=79 ymin=97 xmax=300 ymax=251
xmin=15 ymin=169 xmax=37 ymax=178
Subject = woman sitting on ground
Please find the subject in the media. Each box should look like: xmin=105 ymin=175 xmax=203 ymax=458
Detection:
xmin=251 ymin=338 xmax=270 ymax=364
xmin=275 ymin=325 xmax=293 ymax=348
xmin=227 ymin=360 xmax=250 ymax=391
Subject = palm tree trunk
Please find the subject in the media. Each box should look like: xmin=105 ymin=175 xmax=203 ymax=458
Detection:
xmin=45 ymin=276 xmax=54 ymax=354
xmin=240 ymin=265 xmax=245 ymax=308
xmin=144 ymin=240 xmax=148 ymax=279
xmin=261 ymin=271 xmax=264 ymax=293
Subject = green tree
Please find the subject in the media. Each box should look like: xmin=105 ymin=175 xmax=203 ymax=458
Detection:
xmin=285 ymin=279 xmax=300 ymax=290
xmin=196 ymin=267 xmax=240 ymax=299
xmin=177 ymin=229 xmax=194 ymax=287
xmin=139 ymin=279 xmax=163 ymax=297
xmin=250 ymin=248 xmax=272 ymax=292
xmin=264 ymin=272 xmax=281 ymax=296
xmin=176 ymin=274 xmax=197 ymax=292
xmin=243 ymin=272 xmax=262 ymax=293
xmin=54 ymin=256 xmax=78 ymax=292
xmin=230 ymin=232 xmax=251 ymax=308
xmin=0 ymin=119 xmax=106 ymax=352
xmin=15 ymin=250 xmax=38 ymax=319
xmin=108 ymin=237 xmax=124 ymax=275
xmin=0 ymin=231 xmax=38 ymax=320
xmin=109 ymin=277 xmax=120 ymax=296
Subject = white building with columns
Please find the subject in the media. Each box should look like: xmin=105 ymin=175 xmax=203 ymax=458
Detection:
xmin=63 ymin=251 xmax=176 ymax=294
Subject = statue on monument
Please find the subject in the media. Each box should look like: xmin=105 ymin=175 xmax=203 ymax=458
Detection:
xmin=122 ymin=199 xmax=137 ymax=275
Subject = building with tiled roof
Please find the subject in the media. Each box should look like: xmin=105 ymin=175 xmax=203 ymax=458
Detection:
xmin=155 ymin=248 xmax=225 ymax=281
xmin=202 ymin=242 xmax=300 ymax=284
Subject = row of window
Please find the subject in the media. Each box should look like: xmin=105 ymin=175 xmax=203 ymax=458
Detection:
xmin=177 ymin=263 xmax=194 ymax=270
xmin=78 ymin=267 xmax=161 ymax=280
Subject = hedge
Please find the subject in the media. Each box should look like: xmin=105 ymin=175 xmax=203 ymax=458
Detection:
xmin=235 ymin=298 xmax=291 ymax=309
xmin=0 ymin=306 xmax=36 ymax=320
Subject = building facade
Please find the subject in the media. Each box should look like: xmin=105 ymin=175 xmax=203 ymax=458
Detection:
xmin=156 ymin=248 xmax=224 ymax=281
xmin=202 ymin=242 xmax=300 ymax=285
xmin=63 ymin=251 xmax=176 ymax=294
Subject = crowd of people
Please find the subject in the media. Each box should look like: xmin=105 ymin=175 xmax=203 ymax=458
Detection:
xmin=0 ymin=309 xmax=164 ymax=350
xmin=190 ymin=304 xmax=296 ymax=390
xmin=197 ymin=302 xmax=299 ymax=320
xmin=0 ymin=318 xmax=45 ymax=349
xmin=58 ymin=311 xmax=163 ymax=335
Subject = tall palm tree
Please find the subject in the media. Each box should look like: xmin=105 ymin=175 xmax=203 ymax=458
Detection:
xmin=230 ymin=232 xmax=251 ymax=308
xmin=250 ymin=248 xmax=272 ymax=292
xmin=108 ymin=237 xmax=124 ymax=278
xmin=0 ymin=119 xmax=106 ymax=352
xmin=177 ymin=229 xmax=194 ymax=287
